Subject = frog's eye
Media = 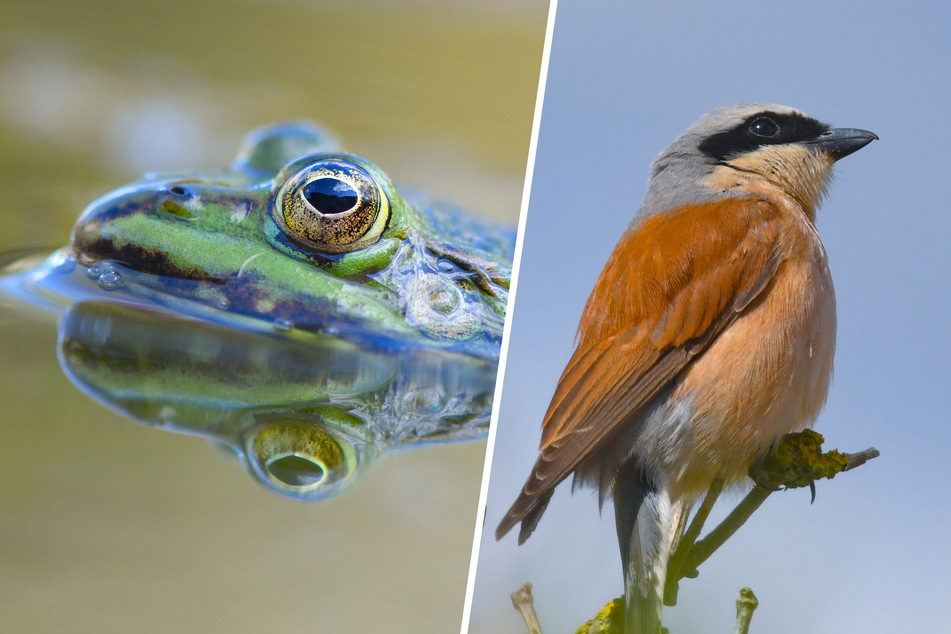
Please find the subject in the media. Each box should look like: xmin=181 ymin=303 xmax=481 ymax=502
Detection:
xmin=275 ymin=158 xmax=390 ymax=254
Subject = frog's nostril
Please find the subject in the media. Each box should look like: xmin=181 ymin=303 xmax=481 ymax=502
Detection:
xmin=265 ymin=454 xmax=326 ymax=487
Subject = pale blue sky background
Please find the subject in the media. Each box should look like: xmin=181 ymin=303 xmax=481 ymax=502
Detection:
xmin=470 ymin=0 xmax=951 ymax=631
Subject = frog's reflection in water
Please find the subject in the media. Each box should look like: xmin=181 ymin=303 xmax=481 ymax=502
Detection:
xmin=53 ymin=299 xmax=497 ymax=499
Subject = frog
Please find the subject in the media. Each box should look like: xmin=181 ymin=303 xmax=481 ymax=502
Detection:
xmin=0 ymin=121 xmax=515 ymax=499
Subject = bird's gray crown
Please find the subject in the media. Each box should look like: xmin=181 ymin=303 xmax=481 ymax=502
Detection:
xmin=636 ymin=104 xmax=806 ymax=220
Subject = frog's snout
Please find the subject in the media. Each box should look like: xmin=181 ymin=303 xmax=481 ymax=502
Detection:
xmin=70 ymin=185 xmax=192 ymax=262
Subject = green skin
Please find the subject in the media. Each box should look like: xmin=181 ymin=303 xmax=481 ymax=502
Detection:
xmin=1 ymin=122 xmax=514 ymax=499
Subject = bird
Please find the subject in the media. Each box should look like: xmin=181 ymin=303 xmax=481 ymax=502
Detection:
xmin=495 ymin=104 xmax=876 ymax=633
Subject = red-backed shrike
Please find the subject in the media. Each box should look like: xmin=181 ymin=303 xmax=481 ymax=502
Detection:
xmin=496 ymin=104 xmax=876 ymax=632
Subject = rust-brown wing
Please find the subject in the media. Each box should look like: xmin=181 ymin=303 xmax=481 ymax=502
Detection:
xmin=496 ymin=198 xmax=784 ymax=543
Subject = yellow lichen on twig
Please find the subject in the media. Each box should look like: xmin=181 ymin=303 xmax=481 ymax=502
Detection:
xmin=749 ymin=429 xmax=851 ymax=491
xmin=574 ymin=598 xmax=624 ymax=634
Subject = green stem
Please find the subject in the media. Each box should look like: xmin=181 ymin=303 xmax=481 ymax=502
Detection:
xmin=664 ymin=478 xmax=723 ymax=605
xmin=683 ymin=485 xmax=773 ymax=575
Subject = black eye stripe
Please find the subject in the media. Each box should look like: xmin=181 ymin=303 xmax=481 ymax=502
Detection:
xmin=699 ymin=112 xmax=830 ymax=162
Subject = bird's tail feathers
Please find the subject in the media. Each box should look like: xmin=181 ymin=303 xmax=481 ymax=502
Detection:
xmin=495 ymin=487 xmax=554 ymax=544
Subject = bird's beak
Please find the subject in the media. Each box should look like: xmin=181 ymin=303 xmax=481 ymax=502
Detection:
xmin=800 ymin=128 xmax=878 ymax=161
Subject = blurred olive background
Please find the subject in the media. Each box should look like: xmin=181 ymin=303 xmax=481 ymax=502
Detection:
xmin=0 ymin=0 xmax=546 ymax=631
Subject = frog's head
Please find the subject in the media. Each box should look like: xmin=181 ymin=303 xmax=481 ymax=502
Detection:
xmin=68 ymin=122 xmax=514 ymax=356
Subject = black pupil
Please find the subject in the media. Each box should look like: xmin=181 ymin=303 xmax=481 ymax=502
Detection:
xmin=303 ymin=178 xmax=358 ymax=215
xmin=750 ymin=117 xmax=779 ymax=137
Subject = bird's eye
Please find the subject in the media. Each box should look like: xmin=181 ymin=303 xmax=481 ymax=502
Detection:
xmin=748 ymin=117 xmax=780 ymax=138
xmin=275 ymin=158 xmax=390 ymax=254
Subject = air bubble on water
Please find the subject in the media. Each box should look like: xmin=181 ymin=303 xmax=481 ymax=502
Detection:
xmin=97 ymin=270 xmax=123 ymax=291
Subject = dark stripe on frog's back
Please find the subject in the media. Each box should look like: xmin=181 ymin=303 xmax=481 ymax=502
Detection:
xmin=216 ymin=266 xmax=391 ymax=340
xmin=77 ymin=237 xmax=228 ymax=284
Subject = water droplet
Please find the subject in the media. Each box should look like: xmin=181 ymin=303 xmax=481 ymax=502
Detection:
xmin=85 ymin=264 xmax=103 ymax=280
xmin=273 ymin=317 xmax=293 ymax=331
xmin=97 ymin=270 xmax=123 ymax=291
